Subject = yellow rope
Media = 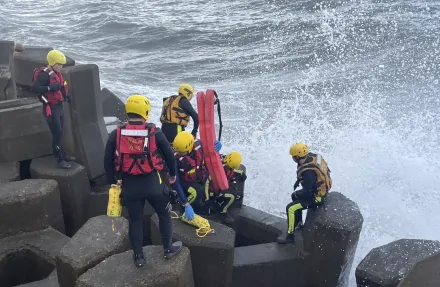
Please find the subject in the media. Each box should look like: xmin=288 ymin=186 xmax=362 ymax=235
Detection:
xmin=170 ymin=210 xmax=215 ymax=238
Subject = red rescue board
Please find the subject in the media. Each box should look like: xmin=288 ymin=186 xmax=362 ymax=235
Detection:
xmin=196 ymin=90 xmax=229 ymax=192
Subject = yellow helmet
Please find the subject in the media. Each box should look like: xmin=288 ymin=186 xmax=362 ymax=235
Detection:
xmin=125 ymin=94 xmax=151 ymax=120
xmin=223 ymin=151 xmax=242 ymax=169
xmin=173 ymin=131 xmax=194 ymax=153
xmin=47 ymin=50 xmax=66 ymax=66
xmin=289 ymin=142 xmax=309 ymax=158
xmin=178 ymin=84 xmax=194 ymax=100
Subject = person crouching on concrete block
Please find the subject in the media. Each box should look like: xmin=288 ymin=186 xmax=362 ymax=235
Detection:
xmin=221 ymin=150 xmax=247 ymax=196
xmin=32 ymin=49 xmax=74 ymax=169
xmin=277 ymin=142 xmax=332 ymax=244
xmin=173 ymin=132 xmax=236 ymax=224
xmin=103 ymin=94 xmax=183 ymax=267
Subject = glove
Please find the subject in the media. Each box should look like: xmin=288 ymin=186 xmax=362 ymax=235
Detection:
xmin=65 ymin=93 xmax=72 ymax=103
xmin=293 ymin=180 xmax=300 ymax=190
xmin=184 ymin=204 xmax=195 ymax=221
xmin=214 ymin=140 xmax=222 ymax=152
xmin=49 ymin=83 xmax=62 ymax=91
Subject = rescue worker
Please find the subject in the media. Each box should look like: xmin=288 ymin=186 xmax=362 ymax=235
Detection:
xmin=173 ymin=131 xmax=235 ymax=224
xmin=220 ymin=151 xmax=247 ymax=204
xmin=277 ymin=143 xmax=332 ymax=244
xmin=104 ymin=94 xmax=184 ymax=267
xmin=160 ymin=84 xmax=199 ymax=143
xmin=277 ymin=142 xmax=332 ymax=244
xmin=32 ymin=49 xmax=74 ymax=169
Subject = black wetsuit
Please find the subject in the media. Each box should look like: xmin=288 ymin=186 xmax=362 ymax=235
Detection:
xmin=104 ymin=121 xmax=176 ymax=254
xmin=32 ymin=71 xmax=68 ymax=162
xmin=286 ymin=157 xmax=324 ymax=234
xmin=161 ymin=97 xmax=199 ymax=143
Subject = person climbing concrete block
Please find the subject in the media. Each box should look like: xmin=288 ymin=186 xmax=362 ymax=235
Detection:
xmin=0 ymin=179 xmax=65 ymax=238
xmin=0 ymin=100 xmax=52 ymax=162
xmin=30 ymin=156 xmax=91 ymax=236
xmin=14 ymin=46 xmax=75 ymax=88
xmin=151 ymin=213 xmax=235 ymax=287
xmin=0 ymin=227 xmax=69 ymax=286
xmin=0 ymin=40 xmax=17 ymax=100
xmin=302 ymin=191 xmax=364 ymax=287
xmin=56 ymin=215 xmax=130 ymax=287
xmin=356 ymin=239 xmax=440 ymax=287
xmin=101 ymin=88 xmax=127 ymax=121
xmin=76 ymin=245 xmax=194 ymax=287
xmin=61 ymin=64 xmax=108 ymax=179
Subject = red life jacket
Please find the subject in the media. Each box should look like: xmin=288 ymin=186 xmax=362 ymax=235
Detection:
xmin=223 ymin=165 xmax=236 ymax=182
xmin=32 ymin=67 xmax=67 ymax=104
xmin=176 ymin=139 xmax=207 ymax=183
xmin=115 ymin=122 xmax=165 ymax=175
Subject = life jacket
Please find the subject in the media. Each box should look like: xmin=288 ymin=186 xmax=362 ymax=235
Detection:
xmin=32 ymin=67 xmax=66 ymax=104
xmin=223 ymin=165 xmax=236 ymax=182
xmin=115 ymin=122 xmax=165 ymax=175
xmin=160 ymin=95 xmax=190 ymax=127
xmin=176 ymin=139 xmax=207 ymax=183
xmin=296 ymin=153 xmax=332 ymax=197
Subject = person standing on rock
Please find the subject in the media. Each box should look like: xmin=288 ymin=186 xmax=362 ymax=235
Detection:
xmin=160 ymin=84 xmax=199 ymax=143
xmin=104 ymin=94 xmax=183 ymax=267
xmin=32 ymin=49 xmax=74 ymax=169
xmin=277 ymin=142 xmax=332 ymax=244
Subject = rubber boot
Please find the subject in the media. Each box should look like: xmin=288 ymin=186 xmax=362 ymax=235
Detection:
xmin=133 ymin=252 xmax=145 ymax=267
xmin=276 ymin=232 xmax=295 ymax=244
xmin=164 ymin=241 xmax=183 ymax=259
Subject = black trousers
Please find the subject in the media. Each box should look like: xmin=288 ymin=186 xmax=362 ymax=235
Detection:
xmin=161 ymin=122 xmax=184 ymax=144
xmin=122 ymin=172 xmax=172 ymax=254
xmin=43 ymin=102 xmax=65 ymax=162
xmin=286 ymin=189 xmax=324 ymax=234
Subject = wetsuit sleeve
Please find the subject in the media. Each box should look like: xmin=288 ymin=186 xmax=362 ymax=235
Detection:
xmin=155 ymin=129 xmax=176 ymax=176
xmin=179 ymin=98 xmax=199 ymax=136
xmin=31 ymin=72 xmax=50 ymax=95
xmin=300 ymin=170 xmax=318 ymax=196
xmin=172 ymin=163 xmax=188 ymax=203
xmin=104 ymin=129 xmax=118 ymax=184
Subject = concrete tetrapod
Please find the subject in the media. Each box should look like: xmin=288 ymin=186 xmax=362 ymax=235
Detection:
xmin=30 ymin=156 xmax=91 ymax=236
xmin=56 ymin=215 xmax=130 ymax=287
xmin=0 ymin=100 xmax=52 ymax=162
xmin=101 ymin=88 xmax=127 ymax=121
xmin=0 ymin=40 xmax=17 ymax=100
xmin=151 ymin=213 xmax=235 ymax=287
xmin=0 ymin=227 xmax=69 ymax=287
xmin=397 ymin=251 xmax=440 ymax=287
xmin=356 ymin=239 xmax=440 ymax=287
xmin=0 ymin=179 xmax=65 ymax=238
xmin=16 ymin=270 xmax=59 ymax=287
xmin=61 ymin=64 xmax=108 ymax=179
xmin=0 ymin=161 xmax=20 ymax=183
xmin=302 ymin=191 xmax=364 ymax=287
xmin=76 ymin=246 xmax=194 ymax=287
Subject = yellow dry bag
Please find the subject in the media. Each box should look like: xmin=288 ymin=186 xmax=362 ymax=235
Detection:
xmin=107 ymin=184 xmax=122 ymax=217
